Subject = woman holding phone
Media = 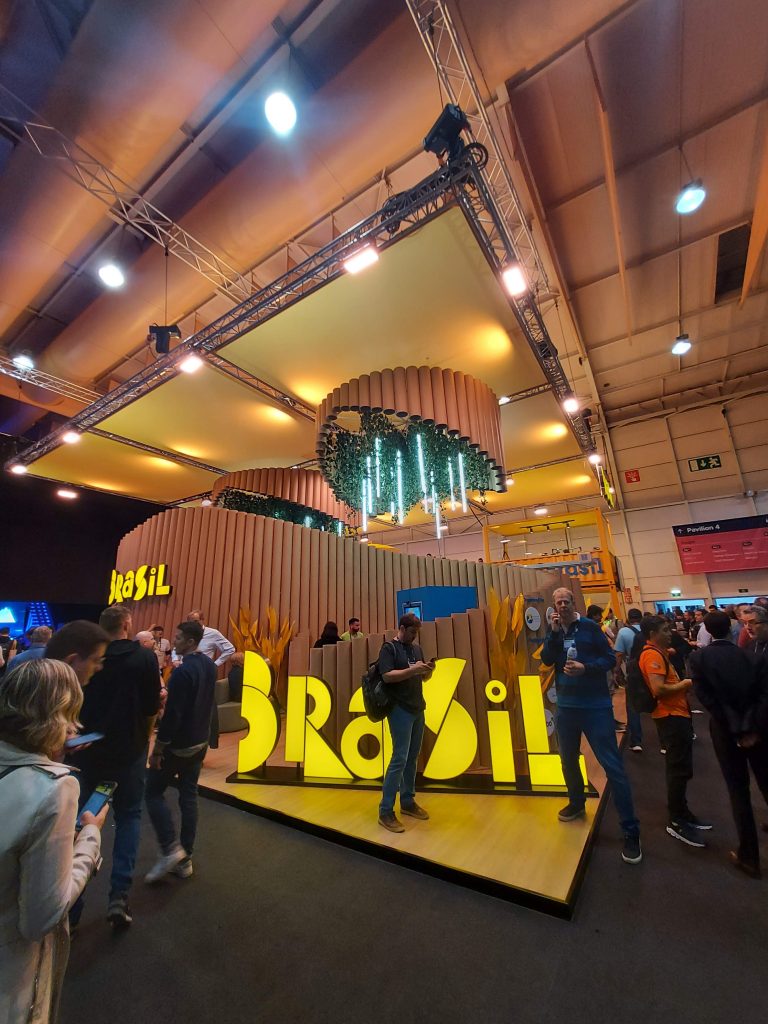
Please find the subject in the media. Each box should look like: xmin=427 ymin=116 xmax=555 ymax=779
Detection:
xmin=0 ymin=659 xmax=107 ymax=1024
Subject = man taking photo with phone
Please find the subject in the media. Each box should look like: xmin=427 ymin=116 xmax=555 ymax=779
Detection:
xmin=541 ymin=587 xmax=642 ymax=864
xmin=377 ymin=613 xmax=434 ymax=834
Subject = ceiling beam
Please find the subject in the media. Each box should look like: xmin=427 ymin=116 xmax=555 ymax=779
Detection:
xmin=204 ymin=353 xmax=315 ymax=422
xmin=584 ymin=40 xmax=632 ymax=341
xmin=740 ymin=125 xmax=768 ymax=304
xmin=88 ymin=428 xmax=225 ymax=475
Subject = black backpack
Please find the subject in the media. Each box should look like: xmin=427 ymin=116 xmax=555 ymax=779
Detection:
xmin=361 ymin=642 xmax=396 ymax=722
xmin=625 ymin=639 xmax=663 ymax=714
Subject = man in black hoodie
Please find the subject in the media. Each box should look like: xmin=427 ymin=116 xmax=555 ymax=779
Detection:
xmin=690 ymin=611 xmax=768 ymax=878
xmin=69 ymin=604 xmax=161 ymax=927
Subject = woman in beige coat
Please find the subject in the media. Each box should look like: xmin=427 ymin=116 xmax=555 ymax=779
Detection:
xmin=0 ymin=659 xmax=107 ymax=1024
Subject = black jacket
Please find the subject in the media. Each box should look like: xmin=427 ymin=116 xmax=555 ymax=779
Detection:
xmin=690 ymin=640 xmax=768 ymax=736
xmin=157 ymin=652 xmax=217 ymax=750
xmin=72 ymin=639 xmax=161 ymax=771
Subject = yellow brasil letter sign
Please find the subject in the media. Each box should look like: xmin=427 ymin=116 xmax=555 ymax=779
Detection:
xmin=238 ymin=652 xmax=587 ymax=791
xmin=108 ymin=563 xmax=172 ymax=604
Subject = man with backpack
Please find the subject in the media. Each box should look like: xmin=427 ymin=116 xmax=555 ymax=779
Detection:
xmin=690 ymin=611 xmax=768 ymax=878
xmin=637 ymin=615 xmax=712 ymax=848
xmin=613 ymin=608 xmax=644 ymax=752
xmin=377 ymin=614 xmax=434 ymax=834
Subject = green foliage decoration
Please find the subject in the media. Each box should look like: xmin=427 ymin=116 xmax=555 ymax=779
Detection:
xmin=321 ymin=411 xmax=501 ymax=521
xmin=216 ymin=487 xmax=348 ymax=534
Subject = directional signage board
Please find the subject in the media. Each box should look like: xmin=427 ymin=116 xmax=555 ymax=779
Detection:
xmin=687 ymin=454 xmax=722 ymax=472
xmin=673 ymin=515 xmax=768 ymax=573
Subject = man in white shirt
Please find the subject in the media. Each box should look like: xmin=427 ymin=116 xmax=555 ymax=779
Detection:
xmin=185 ymin=610 xmax=235 ymax=667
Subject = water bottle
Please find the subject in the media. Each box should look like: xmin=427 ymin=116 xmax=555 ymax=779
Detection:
xmin=566 ymin=641 xmax=578 ymax=662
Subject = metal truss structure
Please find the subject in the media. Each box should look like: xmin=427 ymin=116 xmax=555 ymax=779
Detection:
xmin=8 ymin=148 xmax=595 ymax=469
xmin=0 ymin=85 xmax=252 ymax=304
xmin=0 ymin=355 xmax=100 ymax=405
xmin=88 ymin=428 xmax=225 ymax=475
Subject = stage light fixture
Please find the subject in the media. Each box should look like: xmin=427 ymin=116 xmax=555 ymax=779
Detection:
xmin=675 ymin=180 xmax=706 ymax=214
xmin=11 ymin=351 xmax=34 ymax=371
xmin=179 ymin=354 xmax=203 ymax=374
xmin=498 ymin=395 xmax=511 ymax=406
xmin=148 ymin=323 xmax=181 ymax=355
xmin=588 ymin=451 xmax=602 ymax=465
xmin=505 ymin=476 xmax=514 ymax=486
xmin=502 ymin=263 xmax=528 ymax=297
xmin=671 ymin=333 xmax=692 ymax=356
xmin=423 ymin=103 xmax=470 ymax=161
xmin=359 ymin=535 xmax=369 ymax=543
xmin=201 ymin=498 xmax=212 ymax=507
xmin=265 ymin=91 xmax=297 ymax=136
xmin=57 ymin=488 xmax=78 ymax=500
xmin=98 ymin=262 xmax=125 ymax=288
xmin=562 ymin=395 xmax=580 ymax=414
xmin=10 ymin=464 xmax=27 ymax=475
xmin=61 ymin=430 xmax=81 ymax=444
xmin=343 ymin=244 xmax=379 ymax=275
xmin=533 ymin=505 xmax=548 ymax=516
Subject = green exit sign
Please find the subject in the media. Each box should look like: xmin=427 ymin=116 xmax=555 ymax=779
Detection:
xmin=688 ymin=454 xmax=722 ymax=472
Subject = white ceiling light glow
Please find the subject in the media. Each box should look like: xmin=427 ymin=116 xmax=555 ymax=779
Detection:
xmin=587 ymin=452 xmax=602 ymax=465
xmin=533 ymin=505 xmax=548 ymax=516
xmin=671 ymin=333 xmax=692 ymax=356
xmin=343 ymin=245 xmax=379 ymax=275
xmin=498 ymin=395 xmax=511 ymax=406
xmin=562 ymin=395 xmax=579 ymax=414
xmin=675 ymin=180 xmax=706 ymax=214
xmin=10 ymin=464 xmax=28 ymax=475
xmin=179 ymin=354 xmax=204 ymax=374
xmin=98 ymin=262 xmax=125 ymax=288
xmin=61 ymin=430 xmax=81 ymax=444
xmin=501 ymin=263 xmax=528 ymax=297
xmin=57 ymin=488 xmax=78 ymax=500
xmin=11 ymin=352 xmax=34 ymax=371
xmin=264 ymin=91 xmax=297 ymax=136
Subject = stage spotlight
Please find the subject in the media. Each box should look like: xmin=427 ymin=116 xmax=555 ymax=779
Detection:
xmin=61 ymin=431 xmax=81 ymax=444
xmin=11 ymin=351 xmax=35 ymax=371
xmin=423 ymin=103 xmax=469 ymax=161
xmin=98 ymin=262 xmax=125 ymax=288
xmin=201 ymin=498 xmax=212 ymax=507
xmin=10 ymin=464 xmax=27 ymax=475
xmin=57 ymin=488 xmax=78 ymax=500
xmin=675 ymin=180 xmax=706 ymax=214
xmin=562 ymin=395 xmax=580 ymax=414
xmin=588 ymin=451 xmax=602 ymax=465
xmin=671 ymin=333 xmax=692 ymax=356
xmin=265 ymin=91 xmax=297 ymax=135
xmin=505 ymin=476 xmax=514 ymax=486
xmin=533 ymin=505 xmax=548 ymax=516
xmin=179 ymin=354 xmax=203 ymax=374
xmin=502 ymin=263 xmax=528 ymax=297
xmin=498 ymin=395 xmax=511 ymax=406
xmin=148 ymin=324 xmax=181 ymax=355
xmin=343 ymin=244 xmax=379 ymax=275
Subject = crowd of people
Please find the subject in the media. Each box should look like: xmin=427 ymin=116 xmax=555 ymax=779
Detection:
xmin=0 ymin=607 xmax=228 ymax=1024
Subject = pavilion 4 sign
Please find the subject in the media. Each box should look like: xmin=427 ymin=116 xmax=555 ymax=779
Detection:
xmin=238 ymin=652 xmax=586 ymax=791
xmin=108 ymin=563 xmax=173 ymax=603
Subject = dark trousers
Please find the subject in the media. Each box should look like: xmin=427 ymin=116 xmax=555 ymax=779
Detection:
xmin=556 ymin=705 xmax=640 ymax=837
xmin=709 ymin=718 xmax=768 ymax=868
xmin=655 ymin=715 xmax=693 ymax=821
xmin=145 ymin=748 xmax=206 ymax=856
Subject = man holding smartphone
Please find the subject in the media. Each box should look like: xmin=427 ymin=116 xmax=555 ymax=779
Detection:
xmin=541 ymin=588 xmax=642 ymax=864
xmin=377 ymin=613 xmax=434 ymax=833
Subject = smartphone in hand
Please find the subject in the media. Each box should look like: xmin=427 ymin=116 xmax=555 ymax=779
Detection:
xmin=76 ymin=781 xmax=117 ymax=830
xmin=65 ymin=731 xmax=105 ymax=750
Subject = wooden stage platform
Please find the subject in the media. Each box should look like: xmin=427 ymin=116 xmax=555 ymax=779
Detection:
xmin=199 ymin=721 xmax=616 ymax=918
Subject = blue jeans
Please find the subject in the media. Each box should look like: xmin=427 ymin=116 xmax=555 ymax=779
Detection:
xmin=556 ymin=706 xmax=640 ymax=837
xmin=145 ymin=748 xmax=206 ymax=855
xmin=626 ymin=702 xmax=643 ymax=746
xmin=379 ymin=704 xmax=425 ymax=816
xmin=73 ymin=749 xmax=147 ymax=910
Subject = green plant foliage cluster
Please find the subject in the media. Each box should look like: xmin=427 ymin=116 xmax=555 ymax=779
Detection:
xmin=216 ymin=488 xmax=346 ymax=534
xmin=321 ymin=411 xmax=498 ymax=519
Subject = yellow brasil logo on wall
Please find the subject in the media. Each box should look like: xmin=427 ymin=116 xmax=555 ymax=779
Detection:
xmin=108 ymin=564 xmax=172 ymax=604
xmin=238 ymin=651 xmax=586 ymax=790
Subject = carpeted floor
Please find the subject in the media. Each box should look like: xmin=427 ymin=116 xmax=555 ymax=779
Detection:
xmin=62 ymin=712 xmax=768 ymax=1024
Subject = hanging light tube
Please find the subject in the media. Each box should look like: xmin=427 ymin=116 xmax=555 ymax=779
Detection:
xmin=458 ymin=451 xmax=468 ymax=513
xmin=396 ymin=450 xmax=405 ymax=524
xmin=366 ymin=454 xmax=373 ymax=514
xmin=374 ymin=436 xmax=381 ymax=497
xmin=448 ymin=458 xmax=456 ymax=511
xmin=416 ymin=433 xmax=428 ymax=512
xmin=361 ymin=479 xmax=368 ymax=533
xmin=431 ymin=472 xmax=441 ymax=540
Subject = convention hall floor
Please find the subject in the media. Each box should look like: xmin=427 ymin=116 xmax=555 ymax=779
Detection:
xmin=62 ymin=707 xmax=768 ymax=1024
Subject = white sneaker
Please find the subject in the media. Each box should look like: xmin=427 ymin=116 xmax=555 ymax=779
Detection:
xmin=172 ymin=857 xmax=193 ymax=879
xmin=145 ymin=845 xmax=186 ymax=883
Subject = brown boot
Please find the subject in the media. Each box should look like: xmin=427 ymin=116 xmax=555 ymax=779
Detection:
xmin=378 ymin=813 xmax=405 ymax=833
xmin=400 ymin=801 xmax=429 ymax=820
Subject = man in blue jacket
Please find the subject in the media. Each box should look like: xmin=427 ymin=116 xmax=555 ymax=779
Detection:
xmin=541 ymin=587 xmax=642 ymax=864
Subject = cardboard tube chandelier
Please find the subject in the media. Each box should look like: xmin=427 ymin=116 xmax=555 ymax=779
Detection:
xmin=316 ymin=366 xmax=507 ymax=534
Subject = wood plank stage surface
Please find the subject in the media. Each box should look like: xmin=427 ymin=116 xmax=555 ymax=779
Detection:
xmin=200 ymin=726 xmax=613 ymax=918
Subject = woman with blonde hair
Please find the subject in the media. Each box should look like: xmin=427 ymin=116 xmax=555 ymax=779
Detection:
xmin=0 ymin=659 xmax=107 ymax=1024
